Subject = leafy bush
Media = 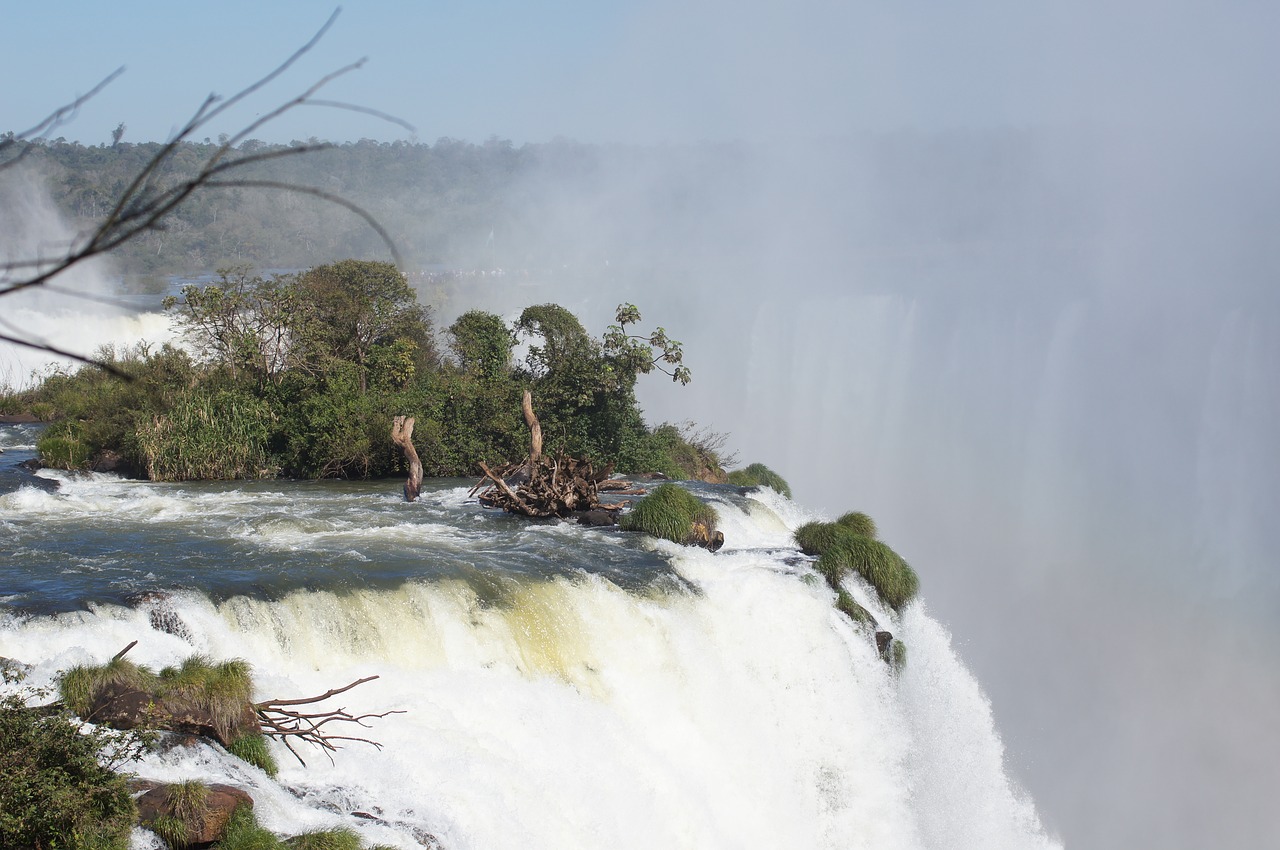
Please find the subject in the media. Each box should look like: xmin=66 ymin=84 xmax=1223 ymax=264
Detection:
xmin=619 ymin=483 xmax=719 ymax=545
xmin=37 ymin=421 xmax=91 ymax=469
xmin=0 ymin=691 xmax=137 ymax=850
xmin=727 ymin=462 xmax=791 ymax=498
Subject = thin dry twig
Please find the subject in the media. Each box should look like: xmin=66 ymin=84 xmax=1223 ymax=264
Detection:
xmin=0 ymin=8 xmax=409 ymax=373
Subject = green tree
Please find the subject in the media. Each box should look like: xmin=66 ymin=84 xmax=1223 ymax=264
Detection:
xmin=448 ymin=310 xmax=513 ymax=380
xmin=292 ymin=259 xmax=435 ymax=392
xmin=163 ymin=267 xmax=300 ymax=385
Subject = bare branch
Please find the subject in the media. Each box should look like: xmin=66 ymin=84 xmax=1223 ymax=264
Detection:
xmin=0 ymin=8 xmax=411 ymax=372
xmin=254 ymin=675 xmax=403 ymax=766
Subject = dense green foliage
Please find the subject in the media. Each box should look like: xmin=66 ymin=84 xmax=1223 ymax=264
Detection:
xmin=618 ymin=483 xmax=719 ymax=545
xmin=795 ymin=515 xmax=920 ymax=613
xmin=0 ymin=692 xmax=137 ymax=850
xmin=727 ymin=462 xmax=792 ymax=498
xmin=7 ymin=263 xmax=707 ymax=481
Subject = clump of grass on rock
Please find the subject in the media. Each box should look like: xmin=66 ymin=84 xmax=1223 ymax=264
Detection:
xmin=619 ymin=483 xmax=719 ymax=546
xmin=726 ymin=462 xmax=792 ymax=498
xmin=835 ymin=511 xmax=877 ymax=538
xmin=795 ymin=516 xmax=919 ymax=613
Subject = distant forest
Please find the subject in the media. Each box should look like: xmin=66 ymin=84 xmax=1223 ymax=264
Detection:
xmin=5 ymin=135 xmax=738 ymax=283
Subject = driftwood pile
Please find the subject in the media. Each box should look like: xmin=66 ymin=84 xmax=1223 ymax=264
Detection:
xmin=473 ymin=456 xmax=636 ymax=518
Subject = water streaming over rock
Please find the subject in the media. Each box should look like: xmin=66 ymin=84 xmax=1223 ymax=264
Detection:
xmin=0 ymin=453 xmax=1057 ymax=850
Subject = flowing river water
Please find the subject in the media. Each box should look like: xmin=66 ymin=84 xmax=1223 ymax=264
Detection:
xmin=0 ymin=422 xmax=1057 ymax=850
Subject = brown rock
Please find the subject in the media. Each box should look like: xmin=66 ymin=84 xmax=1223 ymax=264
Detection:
xmin=137 ymin=782 xmax=253 ymax=848
xmin=88 ymin=681 xmax=258 ymax=748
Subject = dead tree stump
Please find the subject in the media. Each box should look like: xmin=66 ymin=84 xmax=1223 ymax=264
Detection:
xmin=391 ymin=415 xmax=423 ymax=502
xmin=522 ymin=389 xmax=543 ymax=462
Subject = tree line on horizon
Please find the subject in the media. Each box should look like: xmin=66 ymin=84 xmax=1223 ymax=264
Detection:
xmin=1 ymin=134 xmax=749 ymax=283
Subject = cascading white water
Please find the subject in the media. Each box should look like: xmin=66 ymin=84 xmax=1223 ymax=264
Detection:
xmin=0 ymin=164 xmax=174 ymax=388
xmin=0 ymin=485 xmax=1059 ymax=850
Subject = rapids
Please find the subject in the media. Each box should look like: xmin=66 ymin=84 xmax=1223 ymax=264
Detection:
xmin=0 ymin=438 xmax=1059 ymax=849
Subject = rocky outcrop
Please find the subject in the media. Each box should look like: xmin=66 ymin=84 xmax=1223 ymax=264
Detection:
xmin=135 ymin=781 xmax=253 ymax=848
xmin=87 ymin=680 xmax=259 ymax=748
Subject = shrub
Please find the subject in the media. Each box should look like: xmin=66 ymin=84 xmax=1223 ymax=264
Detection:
xmin=0 ymin=692 xmax=137 ymax=850
xmin=37 ymin=420 xmax=91 ymax=469
xmin=835 ymin=511 xmax=877 ymax=539
xmin=619 ymin=483 xmax=719 ymax=545
xmin=726 ymin=462 xmax=791 ymax=498
xmin=137 ymin=389 xmax=276 ymax=481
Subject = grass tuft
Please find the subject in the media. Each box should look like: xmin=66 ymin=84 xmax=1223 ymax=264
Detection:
xmin=228 ymin=733 xmax=278 ymax=777
xmin=619 ymin=483 xmax=719 ymax=545
xmin=794 ymin=521 xmax=847 ymax=557
xmin=58 ymin=658 xmax=158 ymax=718
xmin=150 ymin=814 xmax=189 ymax=849
xmin=216 ymin=806 xmax=282 ymax=850
xmin=726 ymin=462 xmax=792 ymax=498
xmin=834 ymin=589 xmax=876 ymax=629
xmin=285 ymin=828 xmax=363 ymax=850
xmin=795 ymin=520 xmax=919 ymax=612
xmin=157 ymin=655 xmax=254 ymax=742
xmin=834 ymin=511 xmax=877 ymax=539
xmin=891 ymin=640 xmax=908 ymax=673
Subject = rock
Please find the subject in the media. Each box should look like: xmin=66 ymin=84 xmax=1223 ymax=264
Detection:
xmin=875 ymin=631 xmax=894 ymax=661
xmin=90 ymin=449 xmax=130 ymax=475
xmin=0 ymin=413 xmax=40 ymax=424
xmin=136 ymin=782 xmax=253 ymax=847
xmin=574 ymin=509 xmax=617 ymax=527
xmin=683 ymin=520 xmax=725 ymax=552
xmin=88 ymin=681 xmax=259 ymax=748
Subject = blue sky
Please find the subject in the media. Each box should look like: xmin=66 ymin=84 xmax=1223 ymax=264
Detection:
xmin=5 ymin=1 xmax=1278 ymax=146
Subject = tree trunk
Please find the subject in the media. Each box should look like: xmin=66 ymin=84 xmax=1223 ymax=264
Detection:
xmin=391 ymin=415 xmax=422 ymax=502
xmin=522 ymin=389 xmax=543 ymax=463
